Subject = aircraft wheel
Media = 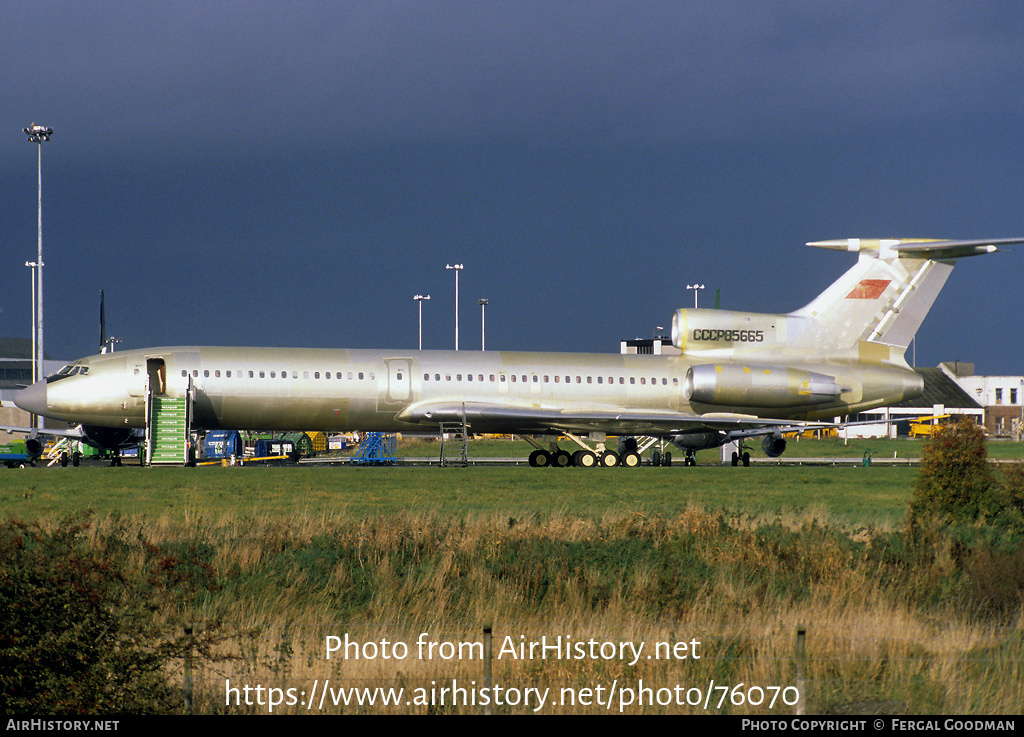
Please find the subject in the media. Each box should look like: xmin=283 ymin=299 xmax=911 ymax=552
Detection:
xmin=621 ymin=451 xmax=642 ymax=468
xmin=599 ymin=450 xmax=619 ymax=468
xmin=731 ymin=451 xmax=739 ymax=467
xmin=60 ymin=453 xmax=68 ymax=467
xmin=73 ymin=452 xmax=81 ymax=467
xmin=651 ymin=450 xmax=661 ymax=467
xmin=528 ymin=449 xmax=551 ymax=468
xmin=742 ymin=451 xmax=751 ymax=467
xmin=551 ymin=450 xmax=572 ymax=468
xmin=572 ymin=450 xmax=597 ymax=468
xmin=662 ymin=451 xmax=672 ymax=467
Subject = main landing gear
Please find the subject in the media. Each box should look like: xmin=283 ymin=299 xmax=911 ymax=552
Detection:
xmin=730 ymin=441 xmax=752 ymax=467
xmin=522 ymin=433 xmax=668 ymax=468
xmin=527 ymin=447 xmax=641 ymax=468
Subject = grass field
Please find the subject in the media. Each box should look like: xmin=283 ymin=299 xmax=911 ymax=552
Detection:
xmin=2 ymin=441 xmax=1022 ymax=715
xmin=2 ymin=464 xmax=917 ymax=527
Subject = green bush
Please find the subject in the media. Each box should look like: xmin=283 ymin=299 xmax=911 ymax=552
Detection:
xmin=909 ymin=417 xmax=997 ymax=525
xmin=0 ymin=516 xmax=181 ymax=714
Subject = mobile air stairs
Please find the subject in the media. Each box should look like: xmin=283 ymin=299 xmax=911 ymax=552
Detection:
xmin=439 ymin=418 xmax=469 ymax=467
xmin=352 ymin=432 xmax=397 ymax=465
xmin=144 ymin=374 xmax=194 ymax=466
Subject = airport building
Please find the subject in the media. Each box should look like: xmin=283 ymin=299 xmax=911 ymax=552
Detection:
xmin=0 ymin=337 xmax=66 ymax=432
xmin=619 ymin=337 xmax=681 ymax=355
xmin=941 ymin=362 xmax=1024 ymax=439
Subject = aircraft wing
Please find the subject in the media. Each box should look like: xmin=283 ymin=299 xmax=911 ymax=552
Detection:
xmin=396 ymin=401 xmax=799 ymax=437
xmin=0 ymin=424 xmax=85 ymax=440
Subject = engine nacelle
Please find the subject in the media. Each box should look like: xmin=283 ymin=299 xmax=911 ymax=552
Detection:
xmin=671 ymin=309 xmax=787 ymax=351
xmin=669 ymin=431 xmax=726 ymax=451
xmin=684 ymin=364 xmax=842 ymax=408
xmin=761 ymin=435 xmax=787 ymax=458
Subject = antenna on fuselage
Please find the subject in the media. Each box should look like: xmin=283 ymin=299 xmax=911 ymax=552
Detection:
xmin=100 ymin=290 xmax=107 ymax=353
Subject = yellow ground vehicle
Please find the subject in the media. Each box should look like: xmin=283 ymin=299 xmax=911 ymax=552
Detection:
xmin=782 ymin=427 xmax=838 ymax=440
xmin=909 ymin=414 xmax=953 ymax=438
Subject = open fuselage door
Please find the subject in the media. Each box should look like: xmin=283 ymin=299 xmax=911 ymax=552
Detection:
xmin=144 ymin=357 xmax=193 ymax=466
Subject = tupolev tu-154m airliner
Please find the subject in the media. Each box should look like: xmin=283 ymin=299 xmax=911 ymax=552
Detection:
xmin=13 ymin=238 xmax=1022 ymax=467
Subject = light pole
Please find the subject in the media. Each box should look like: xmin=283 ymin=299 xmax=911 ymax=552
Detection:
xmin=478 ymin=298 xmax=489 ymax=351
xmin=446 ymin=264 xmax=463 ymax=350
xmin=687 ymin=283 xmax=704 ymax=309
xmin=24 ymin=123 xmax=52 ymax=420
xmin=24 ymin=262 xmax=37 ymax=385
xmin=413 ymin=294 xmax=430 ymax=350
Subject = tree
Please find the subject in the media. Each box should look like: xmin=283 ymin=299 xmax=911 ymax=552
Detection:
xmin=909 ymin=416 xmax=996 ymax=525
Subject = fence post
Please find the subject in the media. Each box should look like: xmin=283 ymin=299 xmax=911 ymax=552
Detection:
xmin=184 ymin=624 xmax=194 ymax=714
xmin=483 ymin=623 xmax=493 ymax=715
xmin=795 ymin=625 xmax=806 ymax=715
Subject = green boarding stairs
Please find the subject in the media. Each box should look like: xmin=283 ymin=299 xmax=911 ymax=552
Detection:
xmin=145 ymin=377 xmax=193 ymax=466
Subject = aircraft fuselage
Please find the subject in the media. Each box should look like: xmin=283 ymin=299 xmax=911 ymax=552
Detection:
xmin=22 ymin=345 xmax=921 ymax=436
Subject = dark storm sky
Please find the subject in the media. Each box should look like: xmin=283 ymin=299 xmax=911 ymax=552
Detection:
xmin=2 ymin=1 xmax=1022 ymax=373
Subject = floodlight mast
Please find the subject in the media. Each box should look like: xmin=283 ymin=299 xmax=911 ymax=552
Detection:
xmin=413 ymin=294 xmax=430 ymax=350
xmin=446 ymin=264 xmax=464 ymax=350
xmin=24 ymin=123 xmax=52 ymax=428
xmin=478 ymin=298 xmax=488 ymax=351
xmin=687 ymin=283 xmax=705 ymax=309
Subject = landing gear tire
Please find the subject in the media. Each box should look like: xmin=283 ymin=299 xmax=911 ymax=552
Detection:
xmin=599 ymin=450 xmax=620 ymax=468
xmin=731 ymin=451 xmax=739 ymax=467
xmin=528 ymin=449 xmax=551 ymax=468
xmin=742 ymin=451 xmax=751 ymax=467
xmin=620 ymin=451 xmax=642 ymax=468
xmin=72 ymin=452 xmax=81 ymax=467
xmin=663 ymin=451 xmax=673 ymax=467
xmin=651 ymin=450 xmax=661 ymax=467
xmin=60 ymin=453 xmax=69 ymax=468
xmin=572 ymin=450 xmax=597 ymax=468
xmin=551 ymin=450 xmax=572 ymax=468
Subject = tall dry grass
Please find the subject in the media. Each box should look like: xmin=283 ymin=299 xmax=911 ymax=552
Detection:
xmin=43 ymin=508 xmax=1024 ymax=714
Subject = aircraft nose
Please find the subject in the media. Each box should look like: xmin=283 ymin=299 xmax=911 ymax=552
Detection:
xmin=14 ymin=380 xmax=47 ymax=417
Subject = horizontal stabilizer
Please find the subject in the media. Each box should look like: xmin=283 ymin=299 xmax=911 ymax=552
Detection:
xmin=808 ymin=237 xmax=1024 ymax=260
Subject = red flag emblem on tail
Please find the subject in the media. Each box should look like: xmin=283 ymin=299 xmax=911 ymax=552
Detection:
xmin=845 ymin=279 xmax=890 ymax=299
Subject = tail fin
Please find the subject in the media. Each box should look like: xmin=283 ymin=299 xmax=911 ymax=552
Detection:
xmin=787 ymin=238 xmax=1019 ymax=357
xmin=673 ymin=238 xmax=1020 ymax=363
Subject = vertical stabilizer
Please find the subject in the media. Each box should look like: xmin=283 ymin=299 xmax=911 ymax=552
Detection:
xmin=785 ymin=238 xmax=1019 ymax=358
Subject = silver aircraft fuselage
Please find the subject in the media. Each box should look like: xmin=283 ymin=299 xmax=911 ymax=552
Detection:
xmin=19 ymin=344 xmax=919 ymax=437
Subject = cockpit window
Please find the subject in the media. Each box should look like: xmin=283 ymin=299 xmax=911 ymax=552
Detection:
xmin=47 ymin=364 xmax=88 ymax=383
xmin=56 ymin=364 xmax=89 ymax=376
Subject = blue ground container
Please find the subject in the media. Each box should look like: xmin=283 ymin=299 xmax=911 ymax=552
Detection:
xmin=203 ymin=430 xmax=243 ymax=459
